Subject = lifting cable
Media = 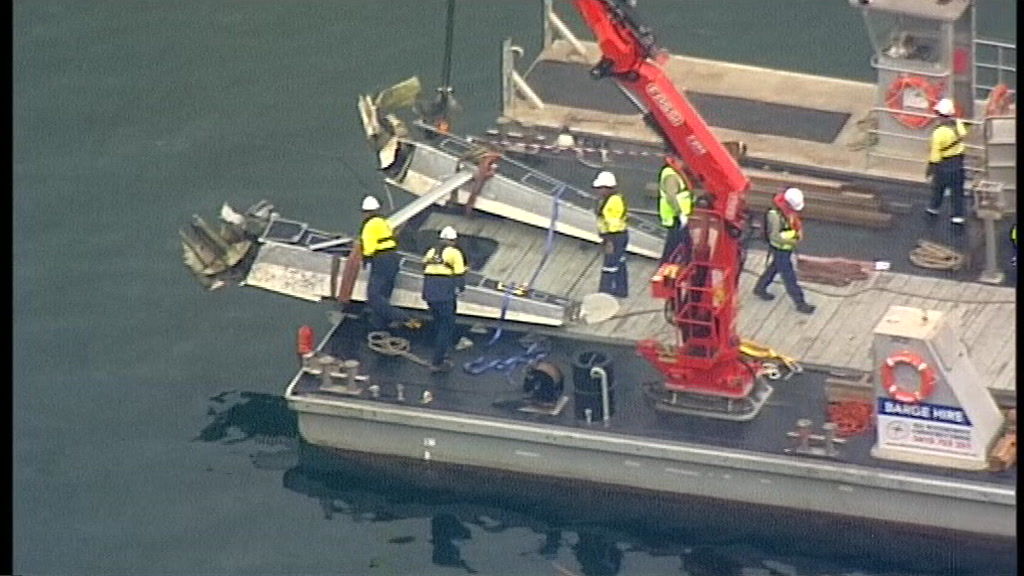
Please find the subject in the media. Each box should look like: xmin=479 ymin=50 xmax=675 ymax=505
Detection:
xmin=486 ymin=182 xmax=567 ymax=346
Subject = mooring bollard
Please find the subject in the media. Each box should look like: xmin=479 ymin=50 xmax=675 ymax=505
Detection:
xmin=343 ymin=359 xmax=359 ymax=388
xmin=796 ymin=418 xmax=813 ymax=452
xmin=822 ymin=422 xmax=838 ymax=456
xmin=318 ymin=355 xmax=336 ymax=388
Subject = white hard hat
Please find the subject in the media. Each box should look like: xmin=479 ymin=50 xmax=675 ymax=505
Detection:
xmin=933 ymin=98 xmax=956 ymax=116
xmin=361 ymin=195 xmax=381 ymax=211
xmin=592 ymin=170 xmax=617 ymax=189
xmin=439 ymin=226 xmax=458 ymax=240
xmin=783 ymin=187 xmax=805 ymax=211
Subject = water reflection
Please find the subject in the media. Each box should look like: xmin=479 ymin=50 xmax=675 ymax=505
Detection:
xmin=198 ymin=391 xmax=1017 ymax=576
xmin=195 ymin=391 xmax=297 ymax=444
xmin=431 ymin=513 xmax=477 ymax=574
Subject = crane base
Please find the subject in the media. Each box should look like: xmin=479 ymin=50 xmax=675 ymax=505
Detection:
xmin=642 ymin=378 xmax=774 ymax=421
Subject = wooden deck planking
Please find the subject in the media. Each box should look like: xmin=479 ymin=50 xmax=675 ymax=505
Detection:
xmin=951 ymin=284 xmax=1000 ymax=330
xmin=813 ymin=274 xmax=911 ymax=369
xmin=921 ymin=278 xmax=973 ymax=319
xmin=531 ymin=238 xmax=597 ymax=296
xmin=422 ymin=212 xmax=1015 ymax=391
xmin=968 ymin=304 xmax=1016 ymax=390
xmin=774 ymin=293 xmax=844 ymax=362
xmin=961 ymin=302 xmax=1011 ymax=359
xmin=488 ymin=231 xmax=548 ymax=284
xmin=992 ymin=341 xmax=1018 ymax=393
xmin=837 ymin=276 xmax=922 ymax=371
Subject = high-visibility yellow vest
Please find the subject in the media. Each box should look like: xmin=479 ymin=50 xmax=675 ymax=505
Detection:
xmin=765 ymin=208 xmax=799 ymax=251
xmin=360 ymin=215 xmax=397 ymax=257
xmin=423 ymin=244 xmax=467 ymax=276
xmin=929 ymin=119 xmax=967 ymax=163
xmin=658 ymin=165 xmax=693 ymax=227
xmin=597 ymin=192 xmax=628 ymax=234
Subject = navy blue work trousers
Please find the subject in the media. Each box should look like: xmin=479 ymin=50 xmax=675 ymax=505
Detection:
xmin=928 ymin=156 xmax=966 ymax=218
xmin=660 ymin=223 xmax=692 ymax=264
xmin=599 ymin=231 xmax=629 ymax=298
xmin=367 ymin=250 xmax=407 ymax=330
xmin=426 ymin=299 xmax=456 ymax=366
xmin=754 ymin=246 xmax=806 ymax=305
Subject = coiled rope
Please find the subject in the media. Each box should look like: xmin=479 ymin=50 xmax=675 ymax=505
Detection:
xmin=908 ymin=239 xmax=965 ymax=271
xmin=366 ymin=331 xmax=432 ymax=367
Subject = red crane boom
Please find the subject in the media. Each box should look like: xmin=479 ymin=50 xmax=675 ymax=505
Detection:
xmin=572 ymin=0 xmax=762 ymax=414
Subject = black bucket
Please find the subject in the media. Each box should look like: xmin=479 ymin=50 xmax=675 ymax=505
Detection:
xmin=572 ymin=351 xmax=615 ymax=420
xmin=523 ymin=361 xmax=564 ymax=404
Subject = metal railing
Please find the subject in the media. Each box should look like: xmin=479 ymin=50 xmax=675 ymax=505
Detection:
xmin=864 ymin=107 xmax=985 ymax=178
xmin=973 ymin=38 xmax=1016 ymax=102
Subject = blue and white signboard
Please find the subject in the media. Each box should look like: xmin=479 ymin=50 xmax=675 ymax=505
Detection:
xmin=876 ymin=399 xmax=979 ymax=457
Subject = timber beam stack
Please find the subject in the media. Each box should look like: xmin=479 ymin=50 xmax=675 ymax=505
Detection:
xmin=744 ymin=169 xmax=893 ymax=229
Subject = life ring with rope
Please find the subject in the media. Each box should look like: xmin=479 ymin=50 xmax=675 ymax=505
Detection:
xmin=885 ymin=75 xmax=942 ymax=129
xmin=985 ymin=84 xmax=1012 ymax=117
xmin=881 ymin=350 xmax=936 ymax=404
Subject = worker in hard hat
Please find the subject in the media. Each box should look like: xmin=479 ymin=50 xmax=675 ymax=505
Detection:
xmin=657 ymin=157 xmax=694 ymax=265
xmin=360 ymin=195 xmax=421 ymax=331
xmin=925 ymin=98 xmax=969 ymax=225
xmin=421 ymin=225 xmax=467 ymax=373
xmin=593 ymin=170 xmax=630 ymax=297
xmin=753 ymin=187 xmax=815 ymax=314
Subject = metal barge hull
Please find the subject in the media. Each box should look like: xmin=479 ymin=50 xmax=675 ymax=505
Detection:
xmin=285 ymin=311 xmax=1015 ymax=539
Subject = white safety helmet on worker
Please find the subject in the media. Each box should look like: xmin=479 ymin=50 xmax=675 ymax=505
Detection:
xmin=439 ymin=225 xmax=458 ymax=240
xmin=592 ymin=170 xmax=617 ymax=189
xmin=361 ymin=195 xmax=381 ymax=211
xmin=783 ymin=187 xmax=805 ymax=211
xmin=933 ymin=98 xmax=956 ymax=116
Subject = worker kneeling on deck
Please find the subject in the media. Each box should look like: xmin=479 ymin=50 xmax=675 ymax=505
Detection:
xmin=753 ymin=187 xmax=815 ymax=314
xmin=658 ymin=157 xmax=694 ymax=265
xmin=422 ymin=226 xmax=467 ymax=373
xmin=361 ymin=195 xmax=422 ymax=331
xmin=593 ymin=170 xmax=629 ymax=298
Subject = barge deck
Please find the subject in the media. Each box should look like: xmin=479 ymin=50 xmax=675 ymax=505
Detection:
xmin=284 ymin=303 xmax=1016 ymax=538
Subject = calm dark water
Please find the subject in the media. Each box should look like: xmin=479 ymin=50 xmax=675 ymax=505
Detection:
xmin=12 ymin=1 xmax=1017 ymax=575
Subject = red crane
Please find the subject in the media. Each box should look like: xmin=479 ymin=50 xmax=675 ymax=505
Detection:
xmin=572 ymin=0 xmax=767 ymax=419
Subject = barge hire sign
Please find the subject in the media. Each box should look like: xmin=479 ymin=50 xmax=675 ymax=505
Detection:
xmin=876 ymin=399 xmax=978 ymax=456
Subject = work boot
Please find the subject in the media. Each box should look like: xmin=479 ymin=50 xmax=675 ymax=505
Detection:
xmin=796 ymin=302 xmax=816 ymax=314
xmin=753 ymin=289 xmax=775 ymax=301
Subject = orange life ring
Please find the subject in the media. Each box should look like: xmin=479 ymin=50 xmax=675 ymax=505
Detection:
xmin=881 ymin=351 xmax=936 ymax=404
xmin=985 ymin=84 xmax=1012 ymax=117
xmin=885 ymin=75 xmax=942 ymax=129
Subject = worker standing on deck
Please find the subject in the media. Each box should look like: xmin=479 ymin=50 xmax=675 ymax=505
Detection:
xmin=753 ymin=187 xmax=815 ymax=314
xmin=360 ymin=195 xmax=421 ymax=331
xmin=657 ymin=157 xmax=694 ymax=264
xmin=925 ymin=98 xmax=969 ymax=225
xmin=422 ymin=226 xmax=467 ymax=373
xmin=593 ymin=170 xmax=630 ymax=297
